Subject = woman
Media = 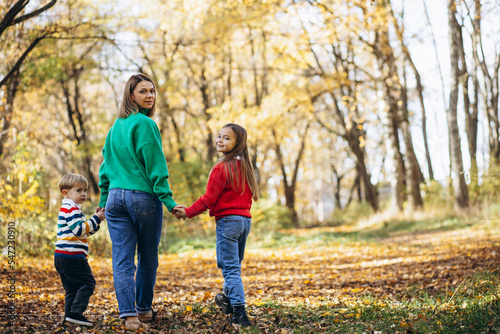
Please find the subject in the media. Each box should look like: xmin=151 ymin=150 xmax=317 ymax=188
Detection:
xmin=98 ymin=73 xmax=181 ymax=330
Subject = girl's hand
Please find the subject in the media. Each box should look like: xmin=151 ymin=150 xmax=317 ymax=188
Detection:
xmin=173 ymin=205 xmax=188 ymax=219
xmin=177 ymin=208 xmax=188 ymax=219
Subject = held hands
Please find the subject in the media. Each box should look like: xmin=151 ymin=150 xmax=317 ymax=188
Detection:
xmin=95 ymin=207 xmax=106 ymax=221
xmin=172 ymin=205 xmax=188 ymax=219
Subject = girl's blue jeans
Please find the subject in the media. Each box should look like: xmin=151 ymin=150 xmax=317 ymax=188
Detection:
xmin=105 ymin=188 xmax=163 ymax=318
xmin=216 ymin=215 xmax=251 ymax=307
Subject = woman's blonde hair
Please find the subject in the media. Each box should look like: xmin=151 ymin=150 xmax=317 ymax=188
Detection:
xmin=59 ymin=173 xmax=88 ymax=192
xmin=215 ymin=123 xmax=259 ymax=201
xmin=118 ymin=73 xmax=156 ymax=119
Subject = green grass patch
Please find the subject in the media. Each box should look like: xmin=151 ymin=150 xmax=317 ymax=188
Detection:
xmin=247 ymin=214 xmax=478 ymax=250
xmin=240 ymin=271 xmax=500 ymax=333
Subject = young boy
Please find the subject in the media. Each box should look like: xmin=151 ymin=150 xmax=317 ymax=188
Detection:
xmin=54 ymin=173 xmax=105 ymax=327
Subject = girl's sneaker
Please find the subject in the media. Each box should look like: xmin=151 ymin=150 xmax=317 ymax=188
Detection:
xmin=215 ymin=293 xmax=233 ymax=314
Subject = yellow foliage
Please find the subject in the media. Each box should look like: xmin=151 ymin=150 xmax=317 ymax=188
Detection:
xmin=0 ymin=134 xmax=46 ymax=222
xmin=0 ymin=179 xmax=45 ymax=221
xmin=358 ymin=136 xmax=366 ymax=148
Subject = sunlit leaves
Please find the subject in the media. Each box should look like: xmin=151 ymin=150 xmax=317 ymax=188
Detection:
xmin=1 ymin=225 xmax=499 ymax=332
xmin=0 ymin=133 xmax=45 ymax=221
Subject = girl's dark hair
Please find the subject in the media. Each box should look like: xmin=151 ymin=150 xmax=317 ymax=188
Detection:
xmin=118 ymin=73 xmax=156 ymax=119
xmin=216 ymin=123 xmax=259 ymax=201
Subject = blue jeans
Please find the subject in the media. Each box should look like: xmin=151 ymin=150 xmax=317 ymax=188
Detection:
xmin=216 ymin=215 xmax=251 ymax=307
xmin=54 ymin=257 xmax=96 ymax=316
xmin=105 ymin=188 xmax=163 ymax=318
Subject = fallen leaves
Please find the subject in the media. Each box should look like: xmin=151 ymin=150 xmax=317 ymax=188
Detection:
xmin=0 ymin=228 xmax=498 ymax=333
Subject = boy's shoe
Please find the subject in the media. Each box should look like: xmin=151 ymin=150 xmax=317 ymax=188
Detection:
xmin=230 ymin=306 xmax=251 ymax=327
xmin=138 ymin=308 xmax=158 ymax=322
xmin=65 ymin=313 xmax=93 ymax=327
xmin=215 ymin=293 xmax=233 ymax=314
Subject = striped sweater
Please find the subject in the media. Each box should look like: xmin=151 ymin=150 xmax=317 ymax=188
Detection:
xmin=54 ymin=199 xmax=101 ymax=259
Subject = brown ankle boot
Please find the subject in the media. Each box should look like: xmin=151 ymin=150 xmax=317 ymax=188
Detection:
xmin=138 ymin=309 xmax=157 ymax=322
xmin=124 ymin=316 xmax=148 ymax=330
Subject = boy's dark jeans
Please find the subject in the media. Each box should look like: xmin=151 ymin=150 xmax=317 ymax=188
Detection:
xmin=54 ymin=257 xmax=96 ymax=316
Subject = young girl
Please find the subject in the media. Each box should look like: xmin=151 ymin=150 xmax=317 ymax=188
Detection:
xmin=176 ymin=123 xmax=259 ymax=327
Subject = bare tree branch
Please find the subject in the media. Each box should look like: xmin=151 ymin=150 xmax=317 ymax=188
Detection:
xmin=0 ymin=0 xmax=29 ymax=37
xmin=0 ymin=0 xmax=57 ymax=37
xmin=11 ymin=0 xmax=57 ymax=26
xmin=0 ymin=34 xmax=48 ymax=87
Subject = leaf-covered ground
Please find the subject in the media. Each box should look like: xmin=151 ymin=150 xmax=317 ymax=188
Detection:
xmin=1 ymin=224 xmax=499 ymax=333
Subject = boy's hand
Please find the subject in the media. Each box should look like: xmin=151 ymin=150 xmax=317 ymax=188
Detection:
xmin=96 ymin=211 xmax=106 ymax=221
xmin=95 ymin=207 xmax=106 ymax=221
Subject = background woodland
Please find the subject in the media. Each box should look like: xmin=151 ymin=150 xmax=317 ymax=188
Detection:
xmin=2 ymin=2 xmax=500 ymax=332
xmin=1 ymin=0 xmax=500 ymax=256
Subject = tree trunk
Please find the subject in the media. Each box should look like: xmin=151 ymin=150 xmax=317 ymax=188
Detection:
xmin=250 ymin=143 xmax=261 ymax=187
xmin=198 ymin=67 xmax=217 ymax=161
xmin=458 ymin=15 xmax=478 ymax=185
xmin=331 ymin=164 xmax=344 ymax=210
xmin=344 ymin=126 xmax=379 ymax=212
xmin=306 ymin=16 xmax=378 ymax=212
xmin=366 ymin=10 xmax=408 ymax=212
xmin=470 ymin=0 xmax=481 ymax=179
xmin=345 ymin=170 xmax=360 ymax=209
xmin=468 ymin=0 xmax=500 ymax=163
xmin=170 ymin=114 xmax=185 ymax=162
xmin=447 ymin=0 xmax=469 ymax=209
xmin=0 ymin=69 xmax=20 ymax=159
xmin=385 ymin=84 xmax=406 ymax=212
xmin=400 ymin=111 xmax=423 ymax=210
xmin=389 ymin=1 xmax=434 ymax=181
xmin=376 ymin=26 xmax=405 ymax=212
xmin=401 ymin=71 xmax=424 ymax=210
xmin=374 ymin=3 xmax=426 ymax=212
xmin=319 ymin=94 xmax=379 ymax=212
xmin=61 ymin=68 xmax=99 ymax=196
xmin=273 ymin=122 xmax=310 ymax=227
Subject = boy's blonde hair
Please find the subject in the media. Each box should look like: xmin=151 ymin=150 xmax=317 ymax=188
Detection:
xmin=59 ymin=174 xmax=89 ymax=192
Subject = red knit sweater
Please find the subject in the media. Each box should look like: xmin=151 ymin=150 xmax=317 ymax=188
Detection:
xmin=185 ymin=161 xmax=253 ymax=220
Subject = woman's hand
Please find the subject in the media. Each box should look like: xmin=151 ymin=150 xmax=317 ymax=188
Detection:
xmin=172 ymin=205 xmax=187 ymax=219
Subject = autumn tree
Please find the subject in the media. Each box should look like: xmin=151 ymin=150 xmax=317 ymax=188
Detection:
xmin=468 ymin=0 xmax=500 ymax=165
xmin=358 ymin=1 xmax=424 ymax=212
xmin=293 ymin=0 xmax=380 ymax=211
xmin=447 ymin=0 xmax=469 ymax=209
xmin=41 ymin=41 xmax=106 ymax=195
xmin=388 ymin=1 xmax=434 ymax=182
xmin=0 ymin=0 xmax=121 ymax=214
xmin=0 ymin=0 xmax=57 ymax=160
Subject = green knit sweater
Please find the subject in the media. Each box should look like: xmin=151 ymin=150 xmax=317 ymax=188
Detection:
xmin=98 ymin=109 xmax=177 ymax=211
